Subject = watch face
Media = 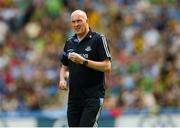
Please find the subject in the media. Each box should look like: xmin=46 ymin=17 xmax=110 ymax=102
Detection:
xmin=83 ymin=60 xmax=88 ymax=66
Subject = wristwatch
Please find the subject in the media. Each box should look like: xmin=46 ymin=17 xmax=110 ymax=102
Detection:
xmin=83 ymin=59 xmax=88 ymax=66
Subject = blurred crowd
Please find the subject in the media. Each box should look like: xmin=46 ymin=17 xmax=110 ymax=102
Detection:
xmin=0 ymin=0 xmax=179 ymax=113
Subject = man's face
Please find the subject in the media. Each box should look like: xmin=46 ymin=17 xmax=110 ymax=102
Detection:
xmin=71 ymin=14 xmax=87 ymax=36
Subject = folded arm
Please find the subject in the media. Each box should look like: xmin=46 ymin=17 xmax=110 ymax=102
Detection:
xmin=68 ymin=52 xmax=111 ymax=72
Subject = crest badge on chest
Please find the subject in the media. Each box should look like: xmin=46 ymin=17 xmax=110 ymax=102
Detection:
xmin=85 ymin=46 xmax=92 ymax=52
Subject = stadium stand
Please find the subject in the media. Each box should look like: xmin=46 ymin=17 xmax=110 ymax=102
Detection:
xmin=0 ymin=0 xmax=179 ymax=127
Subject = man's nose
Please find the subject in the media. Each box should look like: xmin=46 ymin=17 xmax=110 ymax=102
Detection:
xmin=74 ymin=21 xmax=79 ymax=26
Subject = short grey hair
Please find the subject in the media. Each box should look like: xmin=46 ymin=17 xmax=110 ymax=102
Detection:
xmin=71 ymin=10 xmax=88 ymax=20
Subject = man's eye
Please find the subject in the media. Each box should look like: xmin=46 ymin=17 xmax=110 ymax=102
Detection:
xmin=72 ymin=20 xmax=82 ymax=24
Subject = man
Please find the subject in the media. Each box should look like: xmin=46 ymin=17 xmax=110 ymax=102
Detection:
xmin=59 ymin=9 xmax=111 ymax=127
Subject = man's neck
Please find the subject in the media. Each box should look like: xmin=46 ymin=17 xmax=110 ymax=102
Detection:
xmin=77 ymin=28 xmax=89 ymax=41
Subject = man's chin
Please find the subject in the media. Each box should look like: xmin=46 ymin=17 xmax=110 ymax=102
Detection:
xmin=75 ymin=31 xmax=82 ymax=35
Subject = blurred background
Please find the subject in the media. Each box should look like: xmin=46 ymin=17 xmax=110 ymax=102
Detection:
xmin=0 ymin=0 xmax=179 ymax=127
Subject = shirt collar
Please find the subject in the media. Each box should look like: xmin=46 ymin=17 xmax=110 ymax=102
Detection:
xmin=83 ymin=28 xmax=93 ymax=40
xmin=72 ymin=28 xmax=93 ymax=44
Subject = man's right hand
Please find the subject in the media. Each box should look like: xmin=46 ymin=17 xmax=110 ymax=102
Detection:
xmin=59 ymin=80 xmax=68 ymax=90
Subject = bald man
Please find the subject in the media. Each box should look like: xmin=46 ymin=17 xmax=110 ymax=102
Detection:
xmin=59 ymin=9 xmax=111 ymax=127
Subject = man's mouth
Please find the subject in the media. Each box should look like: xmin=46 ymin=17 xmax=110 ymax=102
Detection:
xmin=75 ymin=26 xmax=81 ymax=31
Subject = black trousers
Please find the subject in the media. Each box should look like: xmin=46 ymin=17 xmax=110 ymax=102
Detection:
xmin=67 ymin=98 xmax=103 ymax=127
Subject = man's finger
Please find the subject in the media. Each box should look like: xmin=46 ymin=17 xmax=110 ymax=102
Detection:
xmin=62 ymin=85 xmax=68 ymax=90
xmin=60 ymin=85 xmax=65 ymax=90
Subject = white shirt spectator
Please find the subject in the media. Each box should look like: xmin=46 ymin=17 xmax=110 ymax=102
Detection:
xmin=0 ymin=20 xmax=9 ymax=44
